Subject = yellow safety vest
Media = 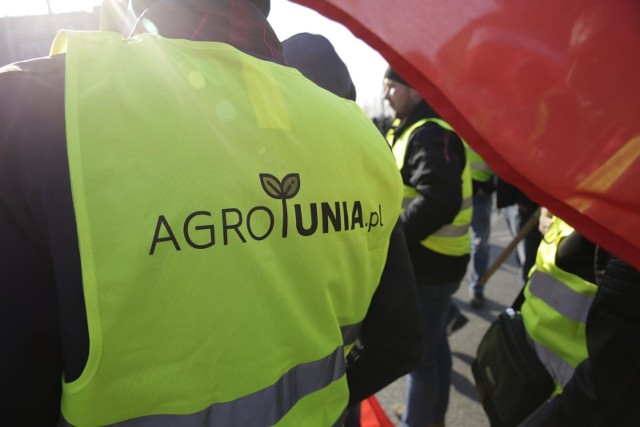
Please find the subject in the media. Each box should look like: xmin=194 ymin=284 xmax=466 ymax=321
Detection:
xmin=521 ymin=217 xmax=597 ymax=391
xmin=52 ymin=30 xmax=402 ymax=426
xmin=465 ymin=143 xmax=493 ymax=183
xmin=386 ymin=118 xmax=472 ymax=256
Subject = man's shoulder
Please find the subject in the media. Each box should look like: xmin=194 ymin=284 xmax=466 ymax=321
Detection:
xmin=1 ymin=53 xmax=64 ymax=71
xmin=0 ymin=55 xmax=64 ymax=103
xmin=0 ymin=55 xmax=66 ymax=160
xmin=0 ymin=55 xmax=65 ymax=118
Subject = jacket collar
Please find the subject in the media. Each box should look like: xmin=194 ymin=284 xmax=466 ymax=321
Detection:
xmin=130 ymin=0 xmax=284 ymax=64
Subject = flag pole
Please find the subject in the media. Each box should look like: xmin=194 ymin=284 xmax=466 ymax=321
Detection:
xmin=478 ymin=207 xmax=541 ymax=287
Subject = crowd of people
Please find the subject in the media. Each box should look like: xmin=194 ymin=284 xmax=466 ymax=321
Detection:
xmin=1 ymin=1 xmax=638 ymax=426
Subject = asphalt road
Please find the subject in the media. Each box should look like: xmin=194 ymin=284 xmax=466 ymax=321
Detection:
xmin=374 ymin=207 xmax=526 ymax=426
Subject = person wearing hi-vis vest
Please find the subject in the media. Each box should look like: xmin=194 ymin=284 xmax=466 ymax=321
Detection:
xmin=523 ymin=216 xmax=597 ymax=390
xmin=382 ymin=67 xmax=472 ymax=427
xmin=516 ymin=217 xmax=640 ymax=426
xmin=0 ymin=1 xmax=424 ymax=425
xmin=480 ymin=213 xmax=601 ymax=426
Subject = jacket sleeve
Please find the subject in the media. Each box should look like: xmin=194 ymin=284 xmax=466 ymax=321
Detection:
xmin=346 ymin=220 xmax=422 ymax=404
xmin=399 ymin=123 xmax=464 ymax=246
xmin=0 ymin=201 xmax=62 ymax=427
xmin=0 ymin=65 xmax=63 ymax=426
xmin=519 ymin=256 xmax=640 ymax=426
xmin=555 ymin=231 xmax=597 ymax=283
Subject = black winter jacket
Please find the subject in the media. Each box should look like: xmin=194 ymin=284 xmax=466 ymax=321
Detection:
xmin=389 ymin=101 xmax=470 ymax=284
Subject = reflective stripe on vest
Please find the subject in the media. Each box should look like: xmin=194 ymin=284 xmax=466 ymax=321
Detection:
xmin=527 ymin=337 xmax=577 ymax=393
xmin=521 ymin=218 xmax=597 ymax=388
xmin=528 ymin=271 xmax=594 ymax=323
xmin=388 ymin=118 xmax=472 ymax=256
xmin=55 ymin=30 xmax=402 ymax=426
xmin=59 ymin=347 xmax=346 ymax=427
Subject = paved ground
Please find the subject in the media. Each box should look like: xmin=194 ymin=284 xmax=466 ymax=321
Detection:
xmin=374 ymin=208 xmax=525 ymax=426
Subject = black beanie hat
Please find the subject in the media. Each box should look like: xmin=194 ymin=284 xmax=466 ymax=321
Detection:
xmin=283 ymin=33 xmax=357 ymax=101
xmin=384 ymin=66 xmax=410 ymax=88
xmin=132 ymin=0 xmax=270 ymax=17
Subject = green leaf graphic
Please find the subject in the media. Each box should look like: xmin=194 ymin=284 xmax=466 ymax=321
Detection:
xmin=259 ymin=173 xmax=300 ymax=238
xmin=260 ymin=173 xmax=283 ymax=199
xmin=281 ymin=173 xmax=300 ymax=199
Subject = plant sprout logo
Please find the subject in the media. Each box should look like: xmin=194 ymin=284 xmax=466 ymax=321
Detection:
xmin=149 ymin=173 xmax=385 ymax=255
xmin=260 ymin=173 xmax=299 ymax=238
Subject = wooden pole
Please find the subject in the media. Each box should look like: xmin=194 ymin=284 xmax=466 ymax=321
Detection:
xmin=478 ymin=207 xmax=541 ymax=286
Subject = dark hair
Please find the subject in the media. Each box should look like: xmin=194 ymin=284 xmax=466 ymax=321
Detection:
xmin=384 ymin=66 xmax=410 ymax=88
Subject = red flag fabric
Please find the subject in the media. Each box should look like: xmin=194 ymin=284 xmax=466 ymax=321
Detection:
xmin=293 ymin=0 xmax=640 ymax=269
xmin=360 ymin=395 xmax=395 ymax=427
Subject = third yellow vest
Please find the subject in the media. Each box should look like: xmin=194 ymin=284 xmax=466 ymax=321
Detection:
xmin=521 ymin=217 xmax=597 ymax=390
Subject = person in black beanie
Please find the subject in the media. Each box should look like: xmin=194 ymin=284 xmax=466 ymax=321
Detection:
xmin=282 ymin=32 xmax=357 ymax=101
xmin=383 ymin=66 xmax=471 ymax=427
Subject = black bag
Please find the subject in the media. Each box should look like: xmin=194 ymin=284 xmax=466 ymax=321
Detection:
xmin=472 ymin=309 xmax=555 ymax=427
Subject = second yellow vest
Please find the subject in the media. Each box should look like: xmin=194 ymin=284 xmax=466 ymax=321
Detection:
xmin=387 ymin=118 xmax=472 ymax=256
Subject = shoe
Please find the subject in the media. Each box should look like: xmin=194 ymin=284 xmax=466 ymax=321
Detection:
xmin=447 ymin=312 xmax=469 ymax=336
xmin=470 ymin=293 xmax=485 ymax=309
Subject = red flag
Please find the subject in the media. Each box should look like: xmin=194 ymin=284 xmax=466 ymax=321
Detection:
xmin=360 ymin=395 xmax=395 ymax=427
xmin=293 ymin=0 xmax=640 ymax=269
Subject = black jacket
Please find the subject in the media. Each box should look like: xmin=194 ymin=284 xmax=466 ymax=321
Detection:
xmin=389 ymin=101 xmax=470 ymax=284
xmin=0 ymin=1 xmax=421 ymax=424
